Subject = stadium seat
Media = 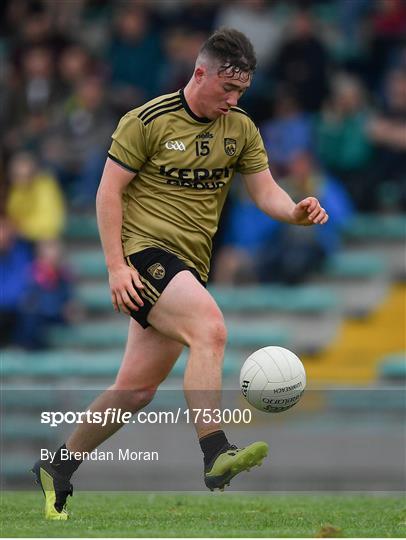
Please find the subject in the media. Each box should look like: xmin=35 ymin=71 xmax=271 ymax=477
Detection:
xmin=47 ymin=321 xmax=289 ymax=351
xmin=3 ymin=415 xmax=56 ymax=440
xmin=76 ymin=283 xmax=111 ymax=311
xmin=343 ymin=214 xmax=406 ymax=280
xmin=344 ymin=214 xmax=406 ymax=241
xmin=75 ymin=284 xmax=339 ymax=354
xmin=77 ymin=283 xmax=338 ymax=314
xmin=69 ymin=250 xmax=106 ymax=279
xmin=379 ymin=353 xmax=406 ymax=382
xmin=64 ymin=214 xmax=99 ymax=241
xmin=1 ymin=349 xmax=245 ymax=380
xmin=208 ymin=285 xmax=338 ymax=313
xmin=323 ymin=252 xmax=385 ymax=278
xmin=314 ymin=251 xmax=389 ymax=317
xmin=326 ymin=388 xmax=405 ymax=412
xmin=1 ymin=457 xmax=39 ymax=479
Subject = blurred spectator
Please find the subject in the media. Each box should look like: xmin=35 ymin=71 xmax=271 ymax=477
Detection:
xmin=270 ymin=8 xmax=329 ymax=112
xmin=9 ymin=1 xmax=70 ymax=69
xmin=261 ymin=86 xmax=313 ymax=178
xmin=213 ymin=152 xmax=353 ymax=285
xmin=215 ymin=0 xmax=284 ymax=66
xmin=6 ymin=152 xmax=66 ymax=242
xmin=8 ymin=46 xmax=57 ymax=126
xmin=56 ymin=44 xmax=93 ymax=105
xmin=368 ymin=67 xmax=406 ymax=209
xmin=168 ymin=0 xmax=218 ymax=33
xmin=48 ymin=75 xmax=115 ymax=206
xmin=314 ymin=73 xmax=373 ymax=210
xmin=367 ymin=0 xmax=406 ymax=88
xmin=1 ymin=0 xmax=403 ymax=296
xmin=4 ymin=110 xmax=51 ymax=158
xmin=0 ymin=217 xmax=33 ymax=347
xmin=158 ymin=28 xmax=205 ymax=94
xmin=107 ymin=5 xmax=164 ymax=110
xmin=18 ymin=239 xmax=76 ymax=350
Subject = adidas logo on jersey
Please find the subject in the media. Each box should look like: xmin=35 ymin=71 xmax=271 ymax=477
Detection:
xmin=165 ymin=140 xmax=186 ymax=151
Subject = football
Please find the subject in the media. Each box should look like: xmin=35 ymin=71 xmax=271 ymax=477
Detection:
xmin=240 ymin=346 xmax=306 ymax=412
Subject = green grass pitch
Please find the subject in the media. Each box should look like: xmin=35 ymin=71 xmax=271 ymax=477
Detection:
xmin=0 ymin=492 xmax=404 ymax=537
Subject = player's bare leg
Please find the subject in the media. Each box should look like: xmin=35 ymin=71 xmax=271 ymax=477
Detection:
xmin=66 ymin=321 xmax=183 ymax=452
xmin=32 ymin=321 xmax=183 ymax=519
xmin=148 ymin=271 xmax=226 ymax=438
xmin=148 ymin=270 xmax=268 ymax=490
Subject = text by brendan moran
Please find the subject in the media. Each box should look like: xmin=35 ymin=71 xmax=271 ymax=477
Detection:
xmin=41 ymin=448 xmax=159 ymax=462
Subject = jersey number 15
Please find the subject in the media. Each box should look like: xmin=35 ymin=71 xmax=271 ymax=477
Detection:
xmin=195 ymin=141 xmax=210 ymax=156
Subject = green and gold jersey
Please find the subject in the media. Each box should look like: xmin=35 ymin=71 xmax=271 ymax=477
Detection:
xmin=108 ymin=89 xmax=268 ymax=281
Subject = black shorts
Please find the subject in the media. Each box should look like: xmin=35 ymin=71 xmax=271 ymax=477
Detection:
xmin=126 ymin=247 xmax=206 ymax=329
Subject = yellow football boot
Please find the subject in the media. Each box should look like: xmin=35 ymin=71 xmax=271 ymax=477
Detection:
xmin=204 ymin=441 xmax=269 ymax=491
xmin=32 ymin=460 xmax=72 ymax=520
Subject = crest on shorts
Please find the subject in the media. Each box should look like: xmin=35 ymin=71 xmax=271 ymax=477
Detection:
xmin=224 ymin=138 xmax=237 ymax=156
xmin=147 ymin=263 xmax=166 ymax=280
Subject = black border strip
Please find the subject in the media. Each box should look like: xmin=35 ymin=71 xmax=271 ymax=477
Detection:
xmin=143 ymin=104 xmax=184 ymax=126
xmin=139 ymin=99 xmax=182 ymax=122
xmin=107 ymin=153 xmax=139 ymax=173
xmin=138 ymin=93 xmax=181 ymax=120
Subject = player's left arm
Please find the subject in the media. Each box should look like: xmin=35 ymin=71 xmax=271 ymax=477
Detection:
xmin=243 ymin=169 xmax=329 ymax=226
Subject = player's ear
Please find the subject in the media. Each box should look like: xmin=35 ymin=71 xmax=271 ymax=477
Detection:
xmin=194 ymin=66 xmax=205 ymax=84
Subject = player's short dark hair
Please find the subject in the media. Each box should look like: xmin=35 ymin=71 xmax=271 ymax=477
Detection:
xmin=199 ymin=28 xmax=256 ymax=81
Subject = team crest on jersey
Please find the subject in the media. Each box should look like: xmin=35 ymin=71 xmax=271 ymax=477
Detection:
xmin=147 ymin=263 xmax=166 ymax=280
xmin=224 ymin=138 xmax=236 ymax=156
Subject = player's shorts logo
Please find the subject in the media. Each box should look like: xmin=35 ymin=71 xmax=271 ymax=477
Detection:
xmin=165 ymin=140 xmax=186 ymax=151
xmin=147 ymin=263 xmax=166 ymax=280
xmin=224 ymin=138 xmax=237 ymax=156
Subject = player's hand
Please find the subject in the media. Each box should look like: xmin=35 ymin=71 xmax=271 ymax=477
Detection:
xmin=108 ymin=263 xmax=144 ymax=315
xmin=291 ymin=197 xmax=329 ymax=226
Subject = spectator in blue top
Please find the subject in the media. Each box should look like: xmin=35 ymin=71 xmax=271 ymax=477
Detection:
xmin=213 ymin=151 xmax=353 ymax=285
xmin=0 ymin=217 xmax=33 ymax=347
xmin=18 ymin=239 xmax=76 ymax=350
xmin=261 ymin=86 xmax=313 ymax=178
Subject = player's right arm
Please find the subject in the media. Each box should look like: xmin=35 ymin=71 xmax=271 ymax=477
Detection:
xmin=96 ymin=157 xmax=144 ymax=314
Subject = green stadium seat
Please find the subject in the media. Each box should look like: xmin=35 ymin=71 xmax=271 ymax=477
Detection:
xmin=323 ymin=252 xmax=385 ymax=278
xmin=209 ymin=285 xmax=338 ymax=313
xmin=64 ymin=214 xmax=99 ymax=241
xmin=47 ymin=321 xmax=288 ymax=351
xmin=379 ymin=353 xmax=406 ymax=381
xmin=326 ymin=389 xmax=405 ymax=412
xmin=75 ymin=284 xmax=336 ymax=354
xmin=1 ymin=350 xmax=121 ymax=377
xmin=344 ymin=214 xmax=406 ymax=241
xmin=1 ymin=457 xmax=36 ymax=478
xmin=316 ymin=250 xmax=389 ymax=317
xmin=1 ymin=391 xmax=58 ymax=409
xmin=69 ymin=250 xmax=106 ymax=279
xmin=3 ymin=415 xmax=56 ymax=440
xmin=77 ymin=283 xmax=111 ymax=311
xmin=77 ymin=283 xmax=338 ymax=314
xmin=1 ymin=349 xmax=247 ymax=379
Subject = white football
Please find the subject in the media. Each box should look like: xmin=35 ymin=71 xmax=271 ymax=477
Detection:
xmin=240 ymin=346 xmax=306 ymax=413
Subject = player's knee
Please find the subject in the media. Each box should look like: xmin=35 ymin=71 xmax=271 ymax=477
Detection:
xmin=191 ymin=311 xmax=227 ymax=353
xmin=113 ymin=386 xmax=157 ymax=413
xmin=208 ymin=319 xmax=227 ymax=352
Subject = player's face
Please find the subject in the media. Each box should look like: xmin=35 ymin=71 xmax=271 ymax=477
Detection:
xmin=201 ymin=69 xmax=251 ymax=119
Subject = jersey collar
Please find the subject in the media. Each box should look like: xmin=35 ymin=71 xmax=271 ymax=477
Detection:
xmin=180 ymin=89 xmax=211 ymax=124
